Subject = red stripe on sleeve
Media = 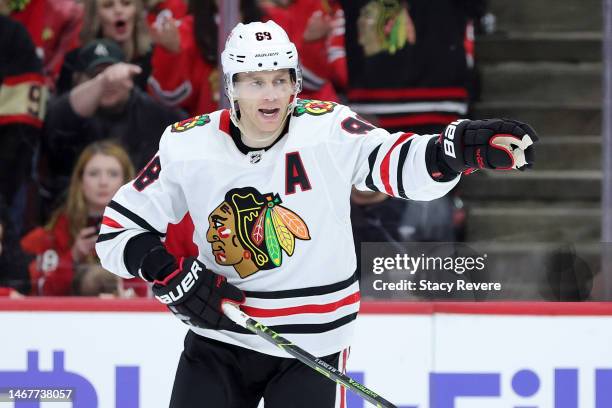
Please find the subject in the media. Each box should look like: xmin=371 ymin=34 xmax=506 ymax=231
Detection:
xmin=380 ymin=133 xmax=414 ymax=196
xmin=241 ymin=292 xmax=360 ymax=318
xmin=3 ymin=73 xmax=45 ymax=86
xmin=102 ymin=216 xmax=123 ymax=229
xmin=0 ymin=115 xmax=43 ymax=128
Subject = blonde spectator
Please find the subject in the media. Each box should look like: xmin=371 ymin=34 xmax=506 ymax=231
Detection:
xmin=57 ymin=0 xmax=152 ymax=94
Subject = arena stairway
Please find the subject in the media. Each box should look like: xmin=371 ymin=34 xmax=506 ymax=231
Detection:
xmin=466 ymin=0 xmax=602 ymax=244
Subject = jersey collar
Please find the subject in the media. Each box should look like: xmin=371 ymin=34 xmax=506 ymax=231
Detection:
xmin=228 ymin=116 xmax=291 ymax=155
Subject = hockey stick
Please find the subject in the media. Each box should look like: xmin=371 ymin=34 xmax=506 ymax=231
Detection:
xmin=222 ymin=303 xmax=397 ymax=408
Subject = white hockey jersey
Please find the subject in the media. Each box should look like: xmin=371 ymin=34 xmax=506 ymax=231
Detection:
xmin=96 ymin=99 xmax=460 ymax=357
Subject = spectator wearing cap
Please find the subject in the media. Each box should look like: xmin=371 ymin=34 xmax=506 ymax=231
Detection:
xmin=39 ymin=38 xmax=183 ymax=211
xmin=56 ymin=0 xmax=152 ymax=95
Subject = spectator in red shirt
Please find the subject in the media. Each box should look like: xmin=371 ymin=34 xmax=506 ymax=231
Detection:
xmin=262 ymin=0 xmax=347 ymax=101
xmin=9 ymin=0 xmax=83 ymax=90
xmin=148 ymin=0 xmax=263 ymax=116
xmin=21 ymin=141 xmax=136 ymax=296
xmin=144 ymin=0 xmax=187 ymax=27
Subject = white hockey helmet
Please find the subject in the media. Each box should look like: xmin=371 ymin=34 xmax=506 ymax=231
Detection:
xmin=221 ymin=21 xmax=302 ymax=125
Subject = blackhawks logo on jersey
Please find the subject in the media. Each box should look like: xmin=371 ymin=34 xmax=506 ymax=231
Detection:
xmin=171 ymin=115 xmax=211 ymax=133
xmin=293 ymin=99 xmax=336 ymax=117
xmin=206 ymin=187 xmax=310 ymax=278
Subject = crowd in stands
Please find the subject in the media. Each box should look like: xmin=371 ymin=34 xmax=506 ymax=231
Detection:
xmin=0 ymin=0 xmax=488 ymax=297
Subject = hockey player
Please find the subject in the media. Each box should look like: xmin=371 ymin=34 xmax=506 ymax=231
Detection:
xmin=96 ymin=20 xmax=537 ymax=407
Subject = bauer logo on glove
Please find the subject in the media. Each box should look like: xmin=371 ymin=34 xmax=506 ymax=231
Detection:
xmin=151 ymin=257 xmax=245 ymax=330
xmin=440 ymin=118 xmax=538 ymax=173
xmin=154 ymin=260 xmax=203 ymax=304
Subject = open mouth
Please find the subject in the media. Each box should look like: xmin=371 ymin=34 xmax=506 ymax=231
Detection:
xmin=115 ymin=20 xmax=127 ymax=34
xmin=258 ymin=108 xmax=280 ymax=120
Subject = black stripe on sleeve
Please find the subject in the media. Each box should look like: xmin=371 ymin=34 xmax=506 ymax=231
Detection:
xmin=396 ymin=139 xmax=413 ymax=199
xmin=365 ymin=145 xmax=382 ymax=192
xmin=223 ymin=313 xmax=358 ymax=335
xmin=96 ymin=230 xmax=128 ymax=243
xmin=108 ymin=200 xmax=165 ymax=237
xmin=244 ymin=273 xmax=358 ymax=299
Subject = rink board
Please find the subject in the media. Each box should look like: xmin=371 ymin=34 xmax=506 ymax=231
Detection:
xmin=0 ymin=299 xmax=611 ymax=407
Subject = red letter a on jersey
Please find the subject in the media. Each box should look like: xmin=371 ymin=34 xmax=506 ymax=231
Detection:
xmin=285 ymin=152 xmax=312 ymax=195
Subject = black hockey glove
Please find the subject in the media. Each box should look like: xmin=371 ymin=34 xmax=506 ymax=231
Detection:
xmin=151 ymin=257 xmax=245 ymax=331
xmin=440 ymin=118 xmax=538 ymax=173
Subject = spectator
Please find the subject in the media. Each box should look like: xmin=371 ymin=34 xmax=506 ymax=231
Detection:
xmin=262 ymin=0 xmax=346 ymax=101
xmin=78 ymin=264 xmax=121 ymax=296
xmin=0 ymin=11 xmax=48 ymax=235
xmin=9 ymin=0 xmax=83 ymax=90
xmin=22 ymin=141 xmax=135 ymax=296
xmin=0 ymin=197 xmax=30 ymax=298
xmin=341 ymin=0 xmax=481 ymax=248
xmin=56 ymin=0 xmax=152 ymax=94
xmin=39 ymin=38 xmax=183 ymax=210
xmin=342 ymin=0 xmax=484 ymax=134
xmin=148 ymin=0 xmax=263 ymax=116
xmin=325 ymin=0 xmax=349 ymax=93
xmin=144 ymin=0 xmax=187 ymax=27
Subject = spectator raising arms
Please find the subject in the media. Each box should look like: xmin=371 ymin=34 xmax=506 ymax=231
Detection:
xmin=261 ymin=0 xmax=347 ymax=101
xmin=40 ymin=38 xmax=182 ymax=208
xmin=148 ymin=0 xmax=263 ymax=116
xmin=22 ymin=141 xmax=135 ymax=296
xmin=57 ymin=0 xmax=152 ymax=94
xmin=144 ymin=0 xmax=187 ymax=27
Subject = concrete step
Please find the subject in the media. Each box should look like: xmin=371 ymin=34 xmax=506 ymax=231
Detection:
xmin=480 ymin=62 xmax=601 ymax=104
xmin=465 ymin=201 xmax=600 ymax=242
xmin=476 ymin=32 xmax=601 ymax=63
xmin=473 ymin=101 xmax=601 ymax=136
xmin=459 ymin=170 xmax=601 ymax=200
xmin=537 ymin=136 xmax=600 ymax=171
xmin=489 ymin=0 xmax=601 ymax=33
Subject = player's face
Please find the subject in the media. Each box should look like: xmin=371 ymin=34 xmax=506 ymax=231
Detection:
xmin=81 ymin=153 xmax=125 ymax=212
xmin=97 ymin=0 xmax=136 ymax=44
xmin=234 ymin=69 xmax=294 ymax=136
xmin=206 ymin=204 xmax=244 ymax=266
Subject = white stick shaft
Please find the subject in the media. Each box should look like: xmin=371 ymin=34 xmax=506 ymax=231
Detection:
xmin=222 ymin=302 xmax=249 ymax=328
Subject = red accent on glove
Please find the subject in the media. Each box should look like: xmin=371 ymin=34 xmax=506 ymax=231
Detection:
xmin=154 ymin=257 xmax=184 ymax=286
